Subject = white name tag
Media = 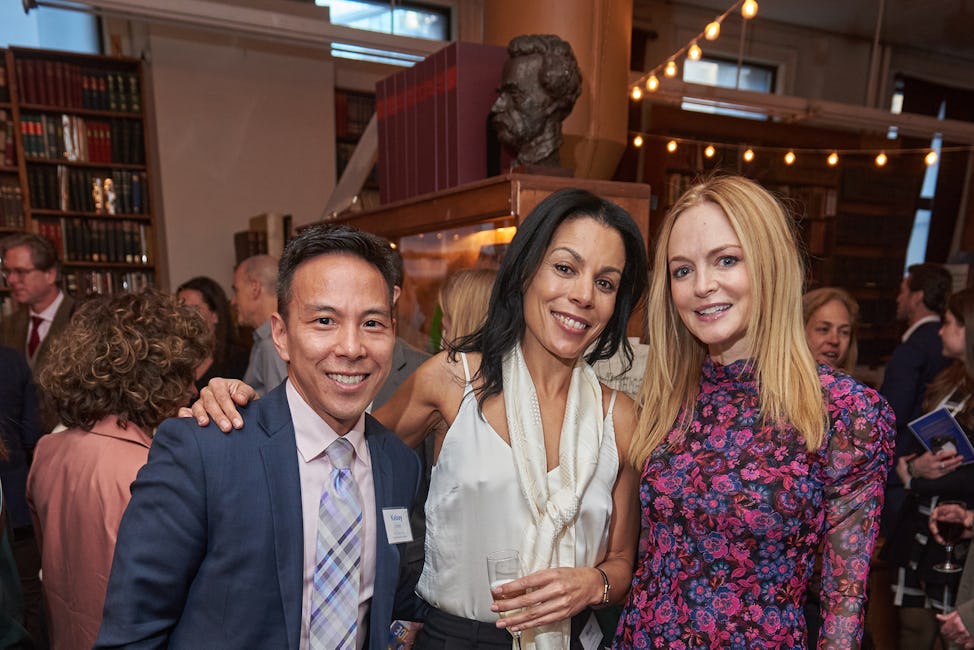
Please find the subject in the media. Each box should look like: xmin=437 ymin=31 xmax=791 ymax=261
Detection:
xmin=382 ymin=507 xmax=413 ymax=544
xmin=580 ymin=612 xmax=602 ymax=650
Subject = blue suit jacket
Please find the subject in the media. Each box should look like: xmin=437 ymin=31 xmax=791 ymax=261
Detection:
xmin=880 ymin=320 xmax=950 ymax=462
xmin=95 ymin=384 xmax=421 ymax=649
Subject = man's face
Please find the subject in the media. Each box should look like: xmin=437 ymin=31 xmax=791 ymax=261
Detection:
xmin=231 ymin=265 xmax=259 ymax=328
xmin=896 ymin=274 xmax=919 ymax=321
xmin=491 ymin=53 xmax=554 ymax=150
xmin=1 ymin=245 xmax=58 ymax=310
xmin=271 ymin=253 xmax=395 ymax=436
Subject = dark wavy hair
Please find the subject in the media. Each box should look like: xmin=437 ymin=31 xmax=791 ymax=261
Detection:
xmin=452 ymin=188 xmax=648 ymax=406
xmin=508 ymin=34 xmax=582 ymax=121
xmin=38 ymin=289 xmax=211 ymax=431
xmin=177 ymin=275 xmax=236 ymax=365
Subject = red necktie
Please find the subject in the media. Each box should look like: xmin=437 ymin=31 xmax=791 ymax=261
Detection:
xmin=27 ymin=316 xmax=44 ymax=358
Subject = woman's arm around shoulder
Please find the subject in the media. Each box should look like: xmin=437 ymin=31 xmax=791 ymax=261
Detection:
xmin=374 ymin=350 xmax=470 ymax=450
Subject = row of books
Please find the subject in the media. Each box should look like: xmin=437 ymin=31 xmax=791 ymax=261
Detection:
xmin=21 ymin=113 xmax=145 ymax=165
xmin=0 ymin=183 xmax=25 ymax=229
xmin=16 ymin=59 xmax=141 ymax=113
xmin=0 ymin=110 xmax=15 ymax=166
xmin=375 ymin=42 xmax=509 ymax=204
xmin=65 ymin=269 xmax=153 ymax=297
xmin=36 ymin=217 xmax=152 ymax=265
xmin=0 ymin=61 xmax=9 ymax=103
xmin=28 ymin=166 xmax=146 ymax=215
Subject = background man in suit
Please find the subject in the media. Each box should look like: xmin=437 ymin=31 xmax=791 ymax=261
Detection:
xmin=1 ymin=232 xmax=75 ymax=648
xmin=96 ymin=225 xmax=422 ymax=650
xmin=233 ymin=253 xmax=288 ymax=396
xmin=880 ymin=262 xmax=953 ymax=532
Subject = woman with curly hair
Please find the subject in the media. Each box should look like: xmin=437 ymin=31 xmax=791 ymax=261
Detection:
xmin=26 ymin=289 xmax=209 ymax=650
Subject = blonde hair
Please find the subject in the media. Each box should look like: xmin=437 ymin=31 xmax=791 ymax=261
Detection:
xmin=630 ymin=175 xmax=826 ymax=466
xmin=802 ymin=286 xmax=860 ymax=372
xmin=439 ymin=268 xmax=497 ymax=347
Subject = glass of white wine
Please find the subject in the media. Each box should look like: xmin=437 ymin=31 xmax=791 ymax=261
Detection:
xmin=486 ymin=549 xmax=523 ymax=650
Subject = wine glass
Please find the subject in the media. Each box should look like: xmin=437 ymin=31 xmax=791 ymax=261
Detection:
xmin=933 ymin=499 xmax=968 ymax=574
xmin=486 ymin=549 xmax=523 ymax=650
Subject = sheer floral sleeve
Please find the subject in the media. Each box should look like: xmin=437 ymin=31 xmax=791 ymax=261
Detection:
xmin=818 ymin=372 xmax=895 ymax=649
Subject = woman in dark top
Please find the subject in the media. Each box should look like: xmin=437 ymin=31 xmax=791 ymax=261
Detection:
xmin=177 ymin=276 xmax=250 ymax=394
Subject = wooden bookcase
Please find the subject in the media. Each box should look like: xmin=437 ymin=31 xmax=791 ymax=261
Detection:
xmin=0 ymin=46 xmax=157 ymax=307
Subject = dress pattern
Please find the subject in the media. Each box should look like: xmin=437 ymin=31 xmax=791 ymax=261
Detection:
xmin=614 ymin=357 xmax=894 ymax=649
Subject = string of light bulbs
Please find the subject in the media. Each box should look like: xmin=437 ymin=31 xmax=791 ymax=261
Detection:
xmin=630 ymin=0 xmax=758 ymax=100
xmin=627 ymin=132 xmax=972 ymax=168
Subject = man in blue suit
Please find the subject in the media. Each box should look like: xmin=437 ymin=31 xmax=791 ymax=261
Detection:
xmin=96 ymin=225 xmax=422 ymax=650
xmin=880 ymin=262 xmax=952 ymax=534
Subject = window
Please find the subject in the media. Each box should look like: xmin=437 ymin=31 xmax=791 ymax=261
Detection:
xmin=681 ymin=56 xmax=776 ymax=120
xmin=313 ymin=0 xmax=450 ymax=65
xmin=0 ymin=2 xmax=100 ymax=54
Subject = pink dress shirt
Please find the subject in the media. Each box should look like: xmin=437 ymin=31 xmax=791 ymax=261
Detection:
xmin=26 ymin=415 xmax=152 ymax=650
xmin=287 ymin=381 xmax=377 ymax=650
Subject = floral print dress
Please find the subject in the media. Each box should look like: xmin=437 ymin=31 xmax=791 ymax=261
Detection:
xmin=614 ymin=357 xmax=894 ymax=649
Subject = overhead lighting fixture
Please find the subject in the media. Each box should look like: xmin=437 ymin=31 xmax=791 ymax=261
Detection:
xmin=784 ymin=151 xmax=796 ymax=165
xmin=742 ymin=148 xmax=755 ymax=162
xmin=688 ymin=43 xmax=702 ymax=60
xmin=667 ymin=140 xmax=678 ymax=153
xmin=704 ymin=144 xmax=716 ymax=158
xmin=704 ymin=20 xmax=721 ymax=40
xmin=645 ymin=75 xmax=660 ymax=92
xmin=664 ymin=60 xmax=679 ymax=78
xmin=741 ymin=0 xmax=759 ymax=19
xmin=633 ymin=134 xmax=644 ymax=147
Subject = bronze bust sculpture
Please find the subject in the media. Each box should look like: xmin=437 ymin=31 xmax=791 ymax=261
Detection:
xmin=490 ymin=34 xmax=582 ymax=170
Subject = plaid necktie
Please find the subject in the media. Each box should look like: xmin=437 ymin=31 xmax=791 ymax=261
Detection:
xmin=309 ymin=437 xmax=362 ymax=649
xmin=27 ymin=316 xmax=43 ymax=358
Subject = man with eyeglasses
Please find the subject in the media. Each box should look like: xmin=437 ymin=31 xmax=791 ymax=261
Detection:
xmin=1 ymin=232 xmax=75 ymax=648
xmin=1 ymin=233 xmax=76 ymax=375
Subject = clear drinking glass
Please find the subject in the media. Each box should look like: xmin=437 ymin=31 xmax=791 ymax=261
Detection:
xmin=486 ymin=549 xmax=523 ymax=650
xmin=933 ymin=499 xmax=968 ymax=574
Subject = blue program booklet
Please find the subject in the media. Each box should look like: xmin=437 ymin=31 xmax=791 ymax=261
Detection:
xmin=908 ymin=407 xmax=974 ymax=465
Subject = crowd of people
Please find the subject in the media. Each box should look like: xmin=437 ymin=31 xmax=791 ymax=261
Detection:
xmin=0 ymin=174 xmax=970 ymax=649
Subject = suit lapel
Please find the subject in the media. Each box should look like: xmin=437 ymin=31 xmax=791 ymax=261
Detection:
xmin=365 ymin=418 xmax=396 ymax=647
xmin=258 ymin=388 xmax=304 ymax=650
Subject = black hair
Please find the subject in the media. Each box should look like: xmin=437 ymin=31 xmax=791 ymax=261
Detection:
xmin=453 ymin=188 xmax=648 ymax=405
xmin=277 ymin=224 xmax=398 ymax=321
xmin=177 ymin=275 xmax=236 ymax=365
xmin=908 ymin=263 xmax=953 ymax=315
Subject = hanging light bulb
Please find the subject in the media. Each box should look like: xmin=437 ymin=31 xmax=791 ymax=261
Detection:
xmin=827 ymin=152 xmax=839 ymax=166
xmin=633 ymin=134 xmax=644 ymax=148
xmin=784 ymin=151 xmax=796 ymax=165
xmin=664 ymin=60 xmax=678 ymax=78
xmin=645 ymin=75 xmax=660 ymax=92
xmin=741 ymin=0 xmax=759 ymax=19
xmin=688 ymin=42 xmax=702 ymax=60
xmin=630 ymin=86 xmax=643 ymax=101
xmin=875 ymin=152 xmax=888 ymax=167
xmin=925 ymin=150 xmax=938 ymax=166
xmin=666 ymin=140 xmax=678 ymax=153
xmin=743 ymin=148 xmax=755 ymax=162
xmin=704 ymin=20 xmax=721 ymax=40
xmin=704 ymin=145 xmax=716 ymax=158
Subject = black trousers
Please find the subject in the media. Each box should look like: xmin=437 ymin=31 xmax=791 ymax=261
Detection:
xmin=415 ymin=605 xmax=591 ymax=649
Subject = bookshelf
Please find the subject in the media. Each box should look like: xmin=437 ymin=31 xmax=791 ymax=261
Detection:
xmin=334 ymin=88 xmax=378 ymax=209
xmin=1 ymin=46 xmax=157 ymax=300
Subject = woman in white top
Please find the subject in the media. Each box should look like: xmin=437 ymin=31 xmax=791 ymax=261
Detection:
xmin=193 ymin=188 xmax=648 ymax=649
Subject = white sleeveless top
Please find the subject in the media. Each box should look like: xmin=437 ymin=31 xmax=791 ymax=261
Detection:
xmin=416 ymin=354 xmax=619 ymax=621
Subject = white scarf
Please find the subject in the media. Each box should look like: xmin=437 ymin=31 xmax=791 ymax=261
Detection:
xmin=502 ymin=343 xmax=604 ymax=650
